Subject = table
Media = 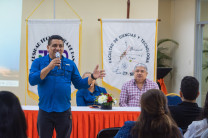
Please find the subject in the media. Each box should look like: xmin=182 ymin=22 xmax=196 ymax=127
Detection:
xmin=23 ymin=106 xmax=141 ymax=138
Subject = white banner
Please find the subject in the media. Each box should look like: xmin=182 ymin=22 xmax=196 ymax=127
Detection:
xmin=27 ymin=19 xmax=80 ymax=100
xmin=101 ymin=19 xmax=157 ymax=90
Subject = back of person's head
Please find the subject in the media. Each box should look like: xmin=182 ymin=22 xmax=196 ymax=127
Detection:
xmin=180 ymin=76 xmax=199 ymax=100
xmin=48 ymin=35 xmax=64 ymax=45
xmin=132 ymin=89 xmax=182 ymax=138
xmin=0 ymin=91 xmax=27 ymax=138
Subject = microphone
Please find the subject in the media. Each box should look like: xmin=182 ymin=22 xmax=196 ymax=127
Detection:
xmin=55 ymin=52 xmax=61 ymax=69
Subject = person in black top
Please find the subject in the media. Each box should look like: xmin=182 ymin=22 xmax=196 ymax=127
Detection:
xmin=169 ymin=76 xmax=202 ymax=133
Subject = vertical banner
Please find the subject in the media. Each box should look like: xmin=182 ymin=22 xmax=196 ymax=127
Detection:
xmin=27 ymin=19 xmax=80 ymax=101
xmin=101 ymin=19 xmax=157 ymax=91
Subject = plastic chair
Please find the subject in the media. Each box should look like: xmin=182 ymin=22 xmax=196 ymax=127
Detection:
xmin=97 ymin=127 xmax=120 ymax=138
xmin=166 ymin=93 xmax=182 ymax=106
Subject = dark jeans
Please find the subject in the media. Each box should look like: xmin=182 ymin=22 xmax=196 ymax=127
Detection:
xmin=37 ymin=108 xmax=72 ymax=138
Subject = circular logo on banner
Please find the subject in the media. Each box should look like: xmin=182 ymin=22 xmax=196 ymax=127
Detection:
xmin=30 ymin=36 xmax=75 ymax=62
xmin=107 ymin=33 xmax=150 ymax=77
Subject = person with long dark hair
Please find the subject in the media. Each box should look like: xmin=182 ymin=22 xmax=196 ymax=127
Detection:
xmin=115 ymin=89 xmax=182 ymax=138
xmin=0 ymin=91 xmax=27 ymax=138
xmin=184 ymin=91 xmax=208 ymax=138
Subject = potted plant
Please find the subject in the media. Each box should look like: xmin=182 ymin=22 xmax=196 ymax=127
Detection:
xmin=96 ymin=93 xmax=117 ymax=110
xmin=157 ymin=38 xmax=179 ymax=79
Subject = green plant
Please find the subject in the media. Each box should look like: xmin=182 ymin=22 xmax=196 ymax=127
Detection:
xmin=157 ymin=39 xmax=179 ymax=67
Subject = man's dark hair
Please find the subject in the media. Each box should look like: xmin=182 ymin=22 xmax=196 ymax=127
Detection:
xmin=180 ymin=76 xmax=199 ymax=100
xmin=48 ymin=35 xmax=64 ymax=45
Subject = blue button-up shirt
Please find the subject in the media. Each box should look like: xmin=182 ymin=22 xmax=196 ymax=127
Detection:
xmin=76 ymin=85 xmax=107 ymax=106
xmin=29 ymin=55 xmax=89 ymax=112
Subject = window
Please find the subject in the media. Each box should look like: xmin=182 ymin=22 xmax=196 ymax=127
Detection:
xmin=0 ymin=0 xmax=22 ymax=87
xmin=195 ymin=0 xmax=208 ymax=105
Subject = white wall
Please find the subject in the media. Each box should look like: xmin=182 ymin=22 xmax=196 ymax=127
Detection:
xmin=158 ymin=0 xmax=196 ymax=94
xmin=158 ymin=0 xmax=172 ymax=39
xmin=19 ymin=0 xmax=159 ymax=105
xmin=171 ymin=0 xmax=196 ymax=93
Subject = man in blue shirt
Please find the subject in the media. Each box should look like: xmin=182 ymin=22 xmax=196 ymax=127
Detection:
xmin=29 ymin=35 xmax=105 ymax=138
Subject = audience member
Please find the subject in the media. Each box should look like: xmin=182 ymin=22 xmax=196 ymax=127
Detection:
xmin=169 ymin=76 xmax=202 ymax=132
xmin=0 ymin=91 xmax=27 ymax=138
xmin=115 ymin=89 xmax=182 ymax=138
xmin=76 ymin=72 xmax=107 ymax=106
xmin=119 ymin=63 xmax=159 ymax=107
xmin=184 ymin=91 xmax=208 ymax=138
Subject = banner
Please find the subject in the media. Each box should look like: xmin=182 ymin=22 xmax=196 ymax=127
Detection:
xmin=27 ymin=19 xmax=81 ymax=101
xmin=101 ymin=19 xmax=158 ymax=91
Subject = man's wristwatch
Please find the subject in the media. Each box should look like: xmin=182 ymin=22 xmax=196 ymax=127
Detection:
xmin=91 ymin=74 xmax=97 ymax=80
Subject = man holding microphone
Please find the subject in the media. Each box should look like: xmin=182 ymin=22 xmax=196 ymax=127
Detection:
xmin=29 ymin=35 xmax=105 ymax=138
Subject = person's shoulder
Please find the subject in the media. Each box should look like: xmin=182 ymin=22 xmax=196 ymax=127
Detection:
xmin=180 ymin=102 xmax=202 ymax=111
xmin=169 ymin=105 xmax=180 ymax=111
xmin=169 ymin=103 xmax=190 ymax=117
xmin=124 ymin=121 xmax=136 ymax=127
xmin=123 ymin=79 xmax=134 ymax=86
xmin=76 ymin=89 xmax=87 ymax=95
xmin=34 ymin=55 xmax=47 ymax=62
xmin=63 ymin=56 xmax=74 ymax=63
xmin=63 ymin=57 xmax=76 ymax=65
xmin=115 ymin=121 xmax=135 ymax=138
xmin=32 ymin=55 xmax=48 ymax=65
xmin=96 ymin=85 xmax=106 ymax=91
xmin=144 ymin=79 xmax=159 ymax=89
xmin=63 ymin=57 xmax=77 ymax=69
xmin=169 ymin=104 xmax=178 ymax=108
xmin=146 ymin=78 xmax=157 ymax=84
xmin=190 ymin=118 xmax=207 ymax=127
xmin=186 ymin=118 xmax=208 ymax=136
xmin=96 ymin=85 xmax=104 ymax=89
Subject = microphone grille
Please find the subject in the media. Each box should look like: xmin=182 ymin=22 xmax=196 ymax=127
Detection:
xmin=55 ymin=52 xmax=60 ymax=58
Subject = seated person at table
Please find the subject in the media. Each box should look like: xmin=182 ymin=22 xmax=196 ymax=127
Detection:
xmin=0 ymin=91 xmax=27 ymax=138
xmin=119 ymin=63 xmax=159 ymax=107
xmin=169 ymin=76 xmax=202 ymax=132
xmin=184 ymin=91 xmax=208 ymax=138
xmin=76 ymin=72 xmax=107 ymax=106
xmin=115 ymin=89 xmax=182 ymax=138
